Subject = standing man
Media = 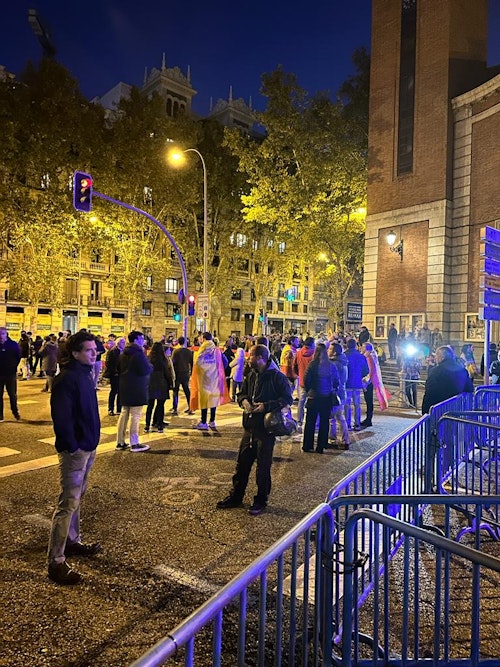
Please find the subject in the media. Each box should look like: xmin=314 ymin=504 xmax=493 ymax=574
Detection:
xmin=116 ymin=330 xmax=152 ymax=452
xmin=216 ymin=344 xmax=293 ymax=515
xmin=344 ymin=339 xmax=369 ymax=431
xmin=171 ymin=336 xmax=194 ymax=416
xmin=293 ymin=336 xmax=315 ymax=430
xmin=0 ymin=326 xmax=21 ymax=422
xmin=387 ymin=323 xmax=398 ymax=360
xmin=422 ymin=345 xmax=474 ymax=414
xmin=47 ymin=331 xmax=101 ymax=585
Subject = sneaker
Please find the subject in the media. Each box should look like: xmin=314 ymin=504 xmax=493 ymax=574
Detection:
xmin=248 ymin=503 xmax=266 ymax=516
xmin=360 ymin=419 xmax=372 ymax=428
xmin=193 ymin=422 xmax=209 ymax=430
xmin=185 ymin=409 xmax=195 ymax=415
xmin=108 ymin=410 xmax=115 ymax=416
xmin=144 ymin=426 xmax=150 ymax=433
xmin=353 ymin=424 xmax=361 ymax=431
xmin=48 ymin=561 xmax=81 ymax=585
xmin=216 ymin=495 xmax=243 ymax=509
xmin=115 ymin=442 xmax=129 ymax=451
xmin=157 ymin=427 xmax=164 ymax=434
xmin=13 ymin=413 xmax=21 ymax=421
xmin=65 ymin=541 xmax=102 ymax=557
xmin=171 ymin=410 xmax=178 ymax=416
xmin=0 ymin=419 xmax=4 ymax=423
xmin=209 ymin=421 xmax=217 ymax=429
xmin=130 ymin=443 xmax=150 ymax=453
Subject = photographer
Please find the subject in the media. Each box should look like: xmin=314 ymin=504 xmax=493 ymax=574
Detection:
xmin=401 ymin=342 xmax=422 ymax=408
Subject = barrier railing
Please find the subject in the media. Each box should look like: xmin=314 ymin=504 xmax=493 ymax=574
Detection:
xmin=339 ymin=499 xmax=500 ymax=666
xmin=130 ymin=503 xmax=335 ymax=667
xmin=129 ymin=390 xmax=494 ymax=666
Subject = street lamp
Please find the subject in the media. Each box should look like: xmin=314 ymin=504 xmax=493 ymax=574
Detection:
xmin=386 ymin=230 xmax=404 ymax=261
xmin=168 ymin=148 xmax=208 ymax=303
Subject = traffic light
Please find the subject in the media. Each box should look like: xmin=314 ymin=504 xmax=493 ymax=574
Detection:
xmin=173 ymin=305 xmax=182 ymax=322
xmin=73 ymin=171 xmax=93 ymax=212
xmin=258 ymin=308 xmax=264 ymax=322
xmin=188 ymin=294 xmax=196 ymax=316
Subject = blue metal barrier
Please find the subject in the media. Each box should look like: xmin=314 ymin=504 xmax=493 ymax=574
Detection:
xmin=130 ymin=390 xmax=494 ymax=667
xmin=130 ymin=503 xmax=335 ymax=667
xmin=340 ymin=499 xmax=500 ymax=666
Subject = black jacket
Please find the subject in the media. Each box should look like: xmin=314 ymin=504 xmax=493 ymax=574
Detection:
xmin=238 ymin=362 xmax=293 ymax=434
xmin=0 ymin=336 xmax=21 ymax=376
xmin=50 ymin=359 xmax=100 ymax=453
xmin=172 ymin=346 xmax=193 ymax=377
xmin=421 ymin=359 xmax=474 ymax=414
xmin=104 ymin=346 xmax=121 ymax=377
xmin=304 ymin=359 xmax=339 ymax=399
xmin=149 ymin=357 xmax=175 ymax=400
xmin=118 ymin=343 xmax=152 ymax=406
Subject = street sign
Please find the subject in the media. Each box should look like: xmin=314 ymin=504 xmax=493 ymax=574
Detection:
xmin=480 ymin=226 xmax=500 ymax=245
xmin=346 ymin=302 xmax=363 ymax=322
xmin=480 ymin=242 xmax=500 ymax=261
xmin=197 ymin=293 xmax=209 ymax=319
xmin=479 ymin=306 xmax=500 ymax=322
xmin=480 ymin=275 xmax=500 ymax=292
xmin=480 ymin=289 xmax=500 ymax=307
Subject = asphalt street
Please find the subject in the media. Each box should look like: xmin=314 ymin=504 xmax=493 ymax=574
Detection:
xmin=0 ymin=376 xmax=418 ymax=666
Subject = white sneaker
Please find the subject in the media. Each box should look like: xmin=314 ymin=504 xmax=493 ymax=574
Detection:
xmin=193 ymin=422 xmax=209 ymax=430
xmin=209 ymin=421 xmax=217 ymax=429
xmin=130 ymin=443 xmax=150 ymax=453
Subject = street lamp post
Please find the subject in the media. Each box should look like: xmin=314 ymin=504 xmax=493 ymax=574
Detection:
xmin=168 ymin=147 xmax=208 ymax=331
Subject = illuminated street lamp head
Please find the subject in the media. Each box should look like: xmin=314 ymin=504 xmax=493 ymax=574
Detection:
xmin=386 ymin=230 xmax=404 ymax=261
xmin=386 ymin=230 xmax=397 ymax=246
xmin=168 ymin=149 xmax=186 ymax=167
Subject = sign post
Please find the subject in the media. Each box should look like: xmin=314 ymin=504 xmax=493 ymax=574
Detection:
xmin=479 ymin=226 xmax=500 ymax=384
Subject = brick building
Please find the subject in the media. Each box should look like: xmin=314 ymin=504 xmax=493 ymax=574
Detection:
xmin=364 ymin=0 xmax=500 ymax=347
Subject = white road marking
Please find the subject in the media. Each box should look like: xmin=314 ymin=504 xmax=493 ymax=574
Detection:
xmin=153 ymin=565 xmax=221 ymax=595
xmin=0 ymin=447 xmax=20 ymax=458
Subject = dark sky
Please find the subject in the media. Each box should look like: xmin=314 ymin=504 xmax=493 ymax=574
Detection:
xmin=2 ymin=1 xmax=500 ymax=116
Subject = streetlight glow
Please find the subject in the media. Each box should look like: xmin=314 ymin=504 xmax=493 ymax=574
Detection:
xmin=167 ymin=145 xmax=209 ymax=331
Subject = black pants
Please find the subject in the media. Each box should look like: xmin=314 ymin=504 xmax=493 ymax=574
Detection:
xmin=230 ymin=430 xmax=275 ymax=507
xmin=146 ymin=398 xmax=166 ymax=428
xmin=363 ymin=383 xmax=374 ymax=421
xmin=303 ymin=395 xmax=332 ymax=452
xmin=0 ymin=374 xmax=19 ymax=420
xmin=173 ymin=374 xmax=191 ymax=410
xmin=405 ymin=379 xmax=417 ymax=407
xmin=108 ymin=376 xmax=121 ymax=413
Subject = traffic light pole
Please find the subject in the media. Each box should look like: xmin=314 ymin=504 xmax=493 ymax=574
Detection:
xmin=92 ymin=191 xmax=189 ymax=341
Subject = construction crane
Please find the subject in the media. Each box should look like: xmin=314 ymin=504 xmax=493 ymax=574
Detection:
xmin=28 ymin=8 xmax=57 ymax=58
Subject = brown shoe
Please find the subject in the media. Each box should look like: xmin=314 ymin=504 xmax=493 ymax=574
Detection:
xmin=48 ymin=561 xmax=82 ymax=585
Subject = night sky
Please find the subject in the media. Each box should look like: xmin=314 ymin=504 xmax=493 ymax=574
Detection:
xmin=2 ymin=1 xmax=500 ymax=116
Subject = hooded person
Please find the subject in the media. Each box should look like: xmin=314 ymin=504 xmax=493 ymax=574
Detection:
xmin=328 ymin=342 xmax=350 ymax=449
xmin=293 ymin=336 xmax=316 ymax=429
xmin=361 ymin=342 xmax=391 ymax=428
xmin=190 ymin=332 xmax=230 ymax=430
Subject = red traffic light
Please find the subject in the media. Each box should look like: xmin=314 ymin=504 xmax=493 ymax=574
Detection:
xmin=73 ymin=170 xmax=93 ymax=212
xmin=188 ymin=295 xmax=195 ymax=303
xmin=188 ymin=294 xmax=196 ymax=316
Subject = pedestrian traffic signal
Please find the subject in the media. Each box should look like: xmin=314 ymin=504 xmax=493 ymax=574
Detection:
xmin=173 ymin=305 xmax=182 ymax=322
xmin=258 ymin=308 xmax=264 ymax=322
xmin=188 ymin=294 xmax=196 ymax=316
xmin=73 ymin=171 xmax=93 ymax=212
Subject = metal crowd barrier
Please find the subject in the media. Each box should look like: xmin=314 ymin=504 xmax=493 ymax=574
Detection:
xmin=339 ymin=497 xmax=500 ymax=665
xmin=130 ymin=390 xmax=498 ymax=666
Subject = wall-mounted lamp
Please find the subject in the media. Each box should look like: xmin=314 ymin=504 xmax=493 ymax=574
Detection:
xmin=386 ymin=230 xmax=404 ymax=261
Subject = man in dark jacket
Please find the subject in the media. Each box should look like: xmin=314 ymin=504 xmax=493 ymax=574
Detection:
xmin=116 ymin=330 xmax=152 ymax=452
xmin=171 ymin=336 xmax=194 ymax=416
xmin=345 ymin=338 xmax=369 ymax=430
xmin=0 ymin=326 xmax=21 ymax=422
xmin=421 ymin=345 xmax=474 ymax=414
xmin=47 ymin=331 xmax=101 ymax=585
xmin=216 ymin=344 xmax=293 ymax=515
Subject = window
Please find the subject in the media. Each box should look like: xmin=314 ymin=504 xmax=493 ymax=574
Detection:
xmin=292 ymin=303 xmax=298 ymax=313
xmin=252 ymin=239 xmax=259 ymax=251
xmin=397 ymin=0 xmax=417 ymax=175
xmin=143 ymin=186 xmax=153 ymax=206
xmin=266 ymin=301 xmax=273 ymax=312
xmin=41 ymin=172 xmax=50 ymax=189
xmin=278 ymin=241 xmax=286 ymax=254
xmin=237 ymin=259 xmax=249 ymax=273
xmin=90 ymin=281 xmax=101 ymax=301
xmin=142 ymin=301 xmax=152 ymax=316
xmin=165 ymin=302 xmax=176 ymax=318
xmin=250 ymin=288 xmax=256 ymax=302
xmin=277 ymin=301 xmax=284 ymax=312
xmin=303 ymin=304 xmax=308 ymax=314
xmin=165 ymin=278 xmax=178 ymax=293
xmin=230 ymin=233 xmax=247 ymax=247
xmin=231 ymin=289 xmax=242 ymax=300
xmin=91 ymin=249 xmax=101 ymax=263
xmin=146 ymin=275 xmax=153 ymax=290
xmin=277 ymin=283 xmax=285 ymax=298
xmin=231 ymin=308 xmax=241 ymax=321
xmin=304 ymin=286 xmax=309 ymax=300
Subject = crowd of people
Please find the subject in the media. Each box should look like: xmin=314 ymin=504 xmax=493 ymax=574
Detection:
xmin=0 ymin=323 xmax=491 ymax=585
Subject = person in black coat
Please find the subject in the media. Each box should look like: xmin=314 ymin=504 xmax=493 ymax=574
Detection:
xmin=145 ymin=342 xmax=174 ymax=433
xmin=421 ymin=345 xmax=474 ymax=414
xmin=0 ymin=327 xmax=21 ymax=421
xmin=216 ymin=344 xmax=292 ymax=515
xmin=116 ymin=331 xmax=152 ymax=452
xmin=104 ymin=337 xmax=125 ymax=415
xmin=302 ymin=343 xmax=339 ymax=453
xmin=47 ymin=331 xmax=101 ymax=585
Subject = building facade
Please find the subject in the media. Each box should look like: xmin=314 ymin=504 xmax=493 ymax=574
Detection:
xmin=364 ymin=0 xmax=500 ymax=347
